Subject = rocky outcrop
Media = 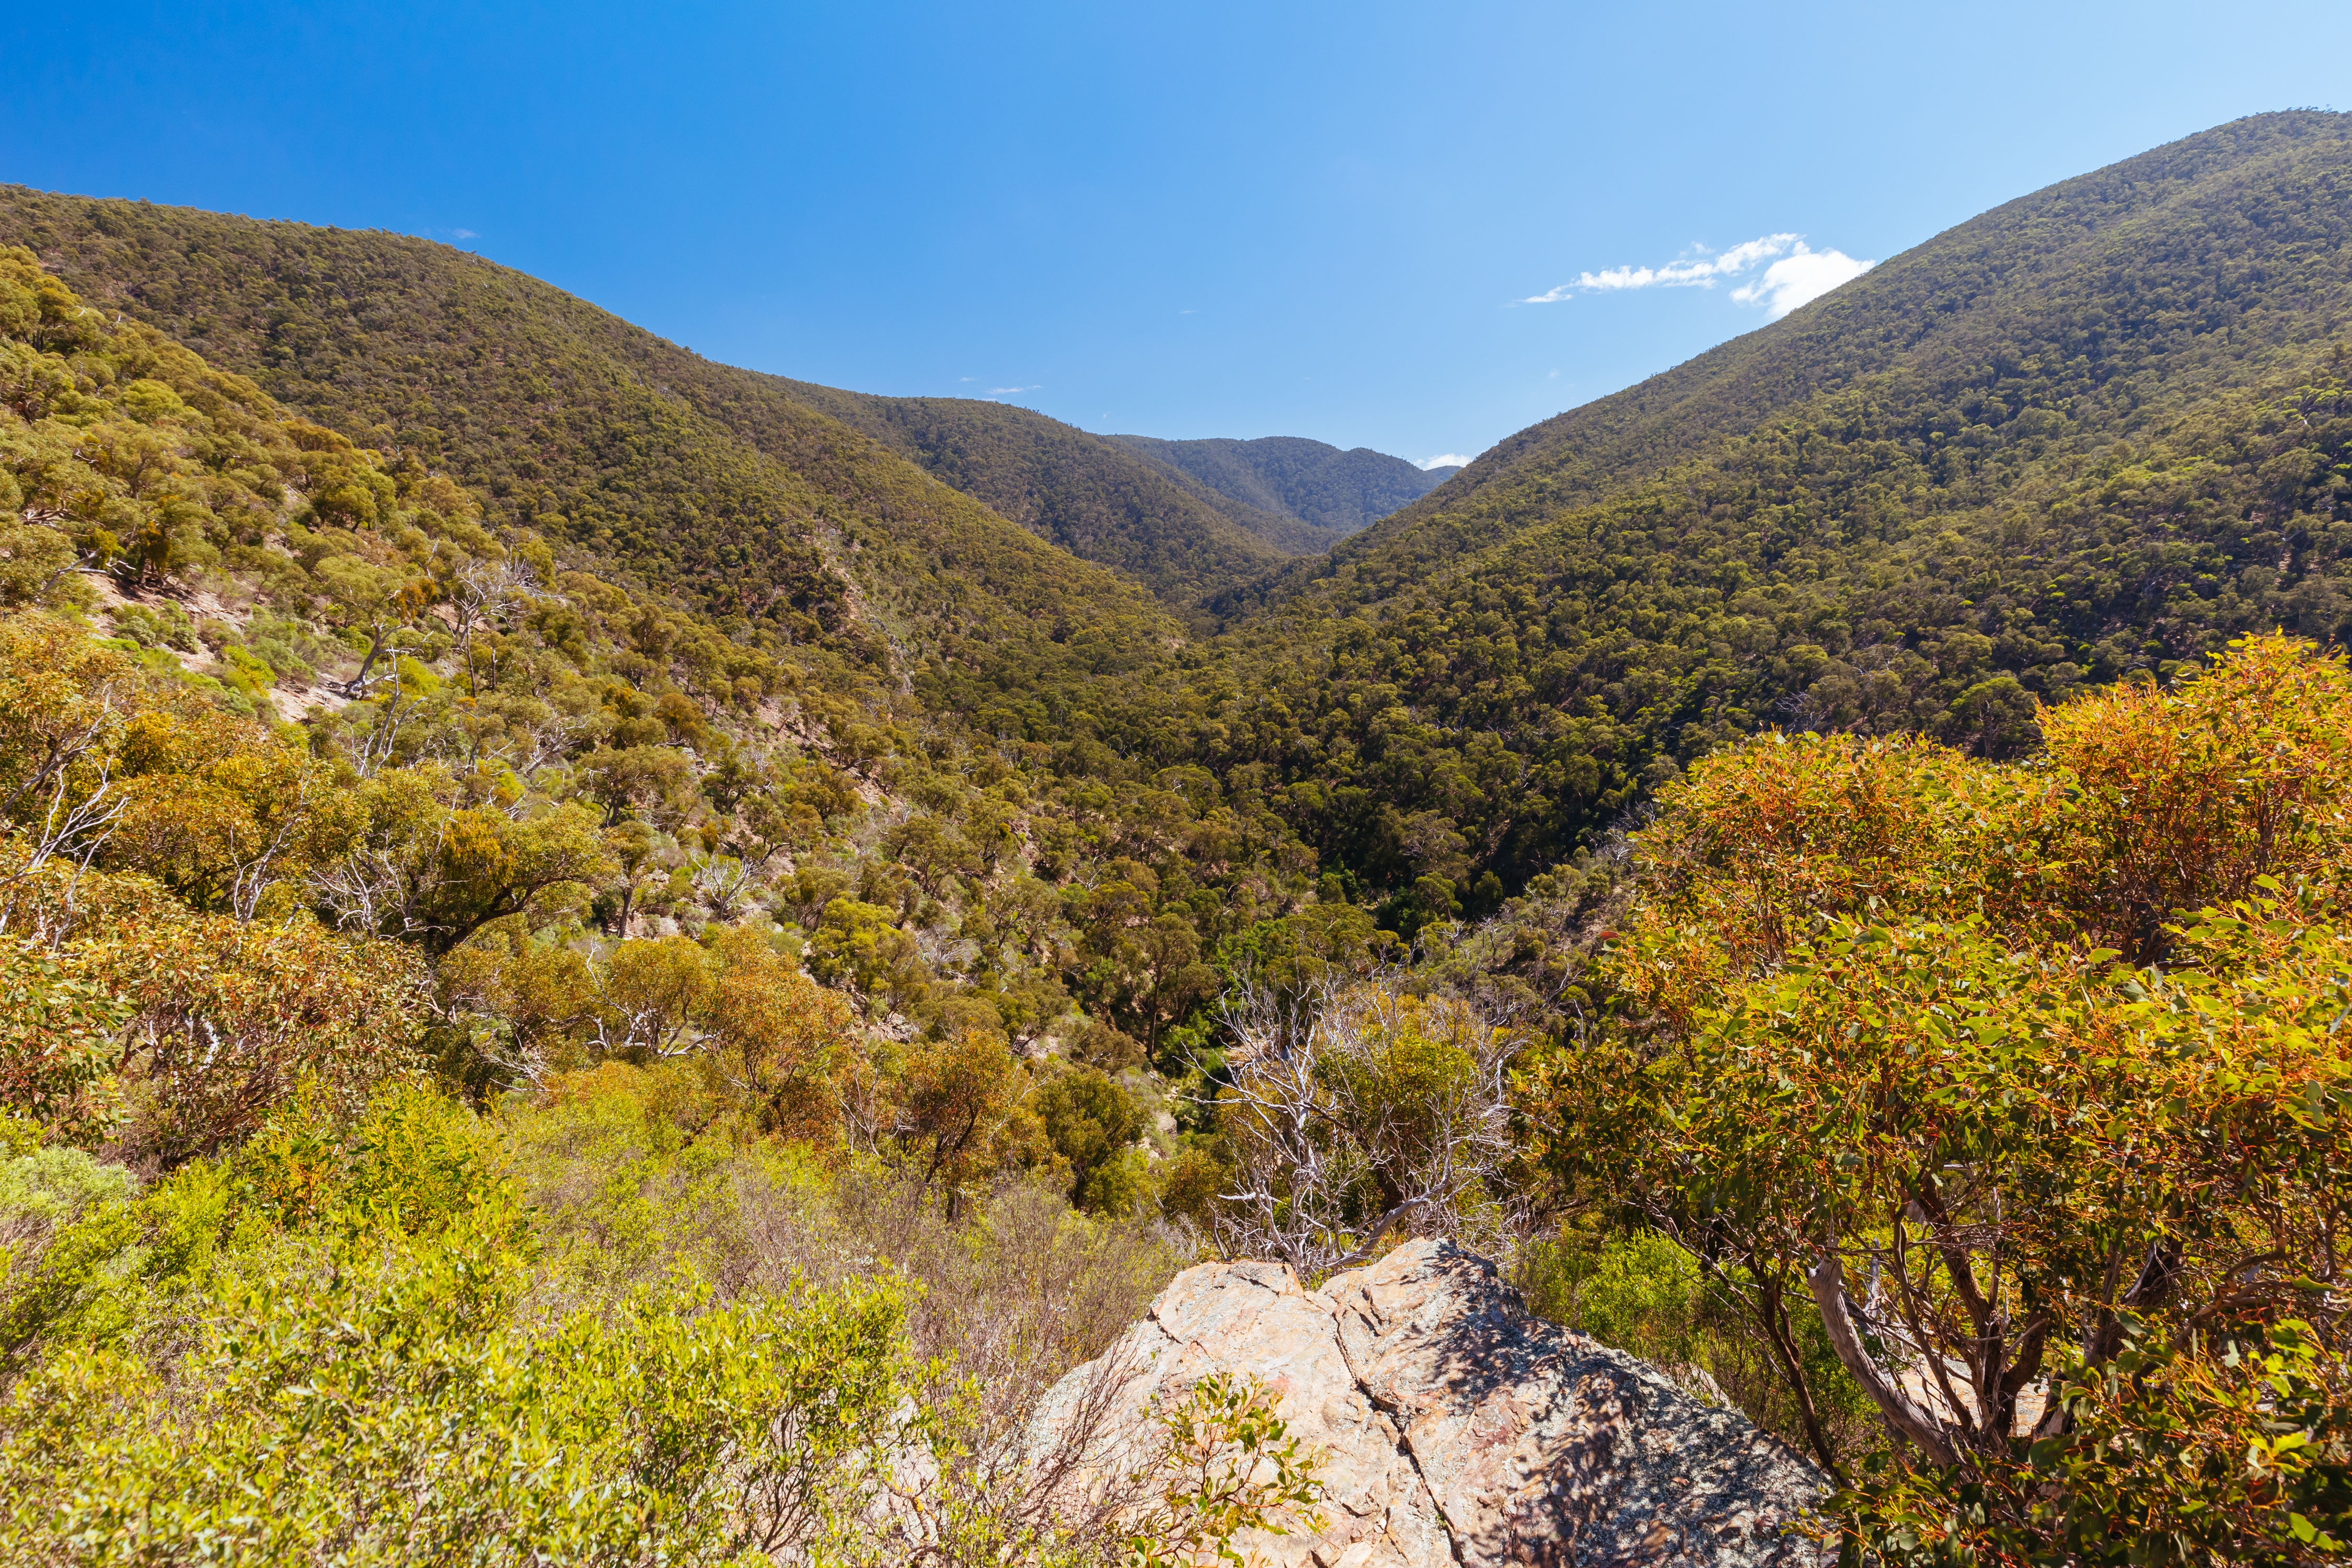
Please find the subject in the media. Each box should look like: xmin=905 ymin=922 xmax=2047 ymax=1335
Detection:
xmin=1026 ymin=1239 xmax=1829 ymax=1567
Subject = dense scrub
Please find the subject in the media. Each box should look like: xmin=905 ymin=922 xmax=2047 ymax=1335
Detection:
xmin=0 ymin=245 xmax=1340 ymax=1213
xmin=0 ymin=1065 xmax=1324 ymax=1563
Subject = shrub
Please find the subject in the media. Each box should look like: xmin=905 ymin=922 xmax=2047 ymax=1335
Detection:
xmin=1527 ymin=635 xmax=2352 ymax=1549
xmin=0 ymin=1085 xmax=923 ymax=1565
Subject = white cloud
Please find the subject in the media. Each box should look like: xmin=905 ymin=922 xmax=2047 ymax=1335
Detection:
xmin=451 ymin=228 xmax=477 ymax=239
xmin=1520 ymin=234 xmax=1798 ymax=303
xmin=1520 ymin=233 xmax=1873 ymax=316
xmin=1422 ymin=453 xmax=1472 ymax=470
xmin=1731 ymin=247 xmax=1874 ymax=317
xmin=986 ymin=385 xmax=1041 ymax=397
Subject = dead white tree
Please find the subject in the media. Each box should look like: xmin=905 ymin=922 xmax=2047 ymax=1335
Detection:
xmin=343 ymin=676 xmax=430 ymax=778
xmin=1209 ymin=972 xmax=1518 ymax=1280
xmin=11 ymin=751 xmax=126 ymax=876
xmin=0 ymin=669 xmax=135 ymax=939
xmin=310 ymin=834 xmax=433 ymax=943
xmin=447 ymin=551 xmax=537 ymax=694
xmin=0 ymin=753 xmax=128 ymax=942
xmin=689 ymin=850 xmax=755 ymax=921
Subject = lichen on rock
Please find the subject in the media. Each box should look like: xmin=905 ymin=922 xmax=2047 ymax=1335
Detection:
xmin=1026 ymin=1238 xmax=1830 ymax=1567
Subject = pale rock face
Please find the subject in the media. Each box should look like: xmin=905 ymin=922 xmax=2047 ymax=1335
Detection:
xmin=1025 ymin=1239 xmax=1830 ymax=1568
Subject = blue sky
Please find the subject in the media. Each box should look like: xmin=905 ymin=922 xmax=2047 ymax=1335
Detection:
xmin=4 ymin=2 xmax=2342 ymax=467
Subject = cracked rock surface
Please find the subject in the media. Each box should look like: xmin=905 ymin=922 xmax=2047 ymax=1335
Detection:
xmin=1026 ymin=1239 xmax=1830 ymax=1567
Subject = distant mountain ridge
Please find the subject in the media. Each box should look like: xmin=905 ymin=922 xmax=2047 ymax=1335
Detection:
xmin=771 ymin=387 xmax=1447 ymax=577
xmin=1109 ymin=434 xmax=1453 ymax=539
xmin=758 ymin=383 xmax=1310 ymax=615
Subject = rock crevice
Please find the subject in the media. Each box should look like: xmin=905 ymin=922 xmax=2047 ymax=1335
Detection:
xmin=1026 ymin=1239 xmax=1829 ymax=1568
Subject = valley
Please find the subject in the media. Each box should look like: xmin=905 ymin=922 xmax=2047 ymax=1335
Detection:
xmin=2 ymin=109 xmax=2350 ymax=1565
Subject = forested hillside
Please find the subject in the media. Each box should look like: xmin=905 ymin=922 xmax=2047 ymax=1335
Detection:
xmin=1344 ymin=111 xmax=2352 ymax=574
xmin=1161 ymin=110 xmax=2352 ymax=924
xmin=9 ymin=110 xmax=2349 ymax=1029
xmin=1110 ymin=432 xmax=1449 ymax=538
xmin=0 ymin=188 xmax=1200 ymax=668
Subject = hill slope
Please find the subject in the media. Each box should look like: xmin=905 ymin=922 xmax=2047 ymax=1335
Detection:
xmin=1111 ymin=433 xmax=1449 ymax=538
xmin=758 ymin=384 xmax=1303 ymax=609
xmin=1319 ymin=110 xmax=2352 ymax=601
xmin=0 ymin=188 xmax=1177 ymax=691
xmin=1151 ymin=110 xmax=2352 ymax=918
xmin=0 ymin=237 xmax=1329 ymax=1112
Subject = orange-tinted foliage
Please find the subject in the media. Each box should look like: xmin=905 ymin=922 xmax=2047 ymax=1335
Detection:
xmin=1618 ymin=635 xmax=2352 ymax=1029
xmin=101 ymin=914 xmax=429 ymax=1161
xmin=2039 ymin=633 xmax=2352 ymax=955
